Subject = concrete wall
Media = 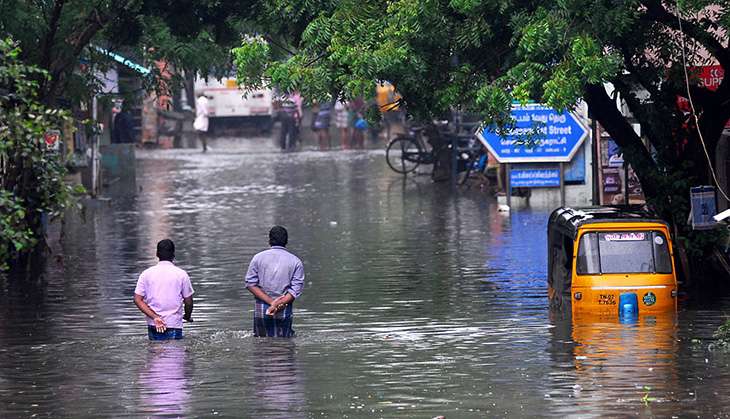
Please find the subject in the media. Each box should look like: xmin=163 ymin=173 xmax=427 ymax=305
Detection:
xmin=100 ymin=143 xmax=136 ymax=197
xmin=527 ymin=136 xmax=594 ymax=209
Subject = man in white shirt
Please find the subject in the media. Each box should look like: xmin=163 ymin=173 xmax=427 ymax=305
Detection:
xmin=134 ymin=239 xmax=194 ymax=340
xmin=194 ymin=93 xmax=210 ymax=152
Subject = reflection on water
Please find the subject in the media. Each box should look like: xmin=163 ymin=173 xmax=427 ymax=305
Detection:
xmin=1 ymin=136 xmax=730 ymax=417
xmin=549 ymin=312 xmax=681 ymax=417
xmin=139 ymin=343 xmax=191 ymax=418
xmin=251 ymin=340 xmax=306 ymax=418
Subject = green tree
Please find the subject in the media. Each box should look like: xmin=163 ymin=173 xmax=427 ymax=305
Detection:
xmin=235 ymin=0 xmax=730 ymax=284
xmin=0 ymin=39 xmax=77 ymax=271
xmin=0 ymin=0 xmax=259 ymax=104
xmin=0 ymin=1 xmax=258 ymax=270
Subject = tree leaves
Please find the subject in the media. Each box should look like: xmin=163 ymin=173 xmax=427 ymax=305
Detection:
xmin=0 ymin=38 xmax=73 ymax=270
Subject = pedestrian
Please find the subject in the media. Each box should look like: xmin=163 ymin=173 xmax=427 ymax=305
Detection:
xmin=291 ymin=91 xmax=304 ymax=148
xmin=290 ymin=91 xmax=303 ymax=124
xmin=278 ymin=95 xmax=300 ymax=150
xmin=366 ymin=100 xmax=382 ymax=143
xmin=334 ymin=99 xmax=350 ymax=149
xmin=313 ymin=102 xmax=332 ymax=150
xmin=112 ymin=103 xmax=135 ymax=144
xmin=353 ymin=114 xmax=368 ymax=149
xmin=194 ymin=92 xmax=210 ymax=152
xmin=133 ymin=239 xmax=194 ymax=340
xmin=245 ymin=226 xmax=305 ymax=337
xmin=350 ymin=97 xmax=366 ymax=149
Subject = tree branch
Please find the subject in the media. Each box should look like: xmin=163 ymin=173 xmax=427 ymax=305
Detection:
xmin=583 ymin=83 xmax=660 ymax=199
xmin=43 ymin=8 xmax=110 ymax=101
xmin=617 ymin=43 xmax=663 ymax=99
xmin=264 ymin=35 xmax=298 ymax=57
xmin=40 ymin=0 xmax=67 ymax=71
xmin=612 ymin=75 xmax=670 ymax=146
xmin=640 ymin=0 xmax=730 ymax=72
xmin=304 ymin=52 xmax=327 ymax=67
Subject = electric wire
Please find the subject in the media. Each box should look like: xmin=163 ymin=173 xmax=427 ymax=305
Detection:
xmin=675 ymin=1 xmax=730 ymax=202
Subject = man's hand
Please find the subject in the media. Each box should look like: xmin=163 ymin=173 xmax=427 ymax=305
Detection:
xmin=266 ymin=294 xmax=292 ymax=315
xmin=135 ymin=293 xmax=166 ymax=330
xmin=183 ymin=296 xmax=193 ymax=323
xmin=266 ymin=299 xmax=284 ymax=315
xmin=153 ymin=317 xmax=167 ymax=333
xmin=247 ymin=285 xmax=275 ymax=306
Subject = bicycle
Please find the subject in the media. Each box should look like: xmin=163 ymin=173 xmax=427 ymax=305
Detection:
xmin=386 ymin=126 xmax=433 ymax=174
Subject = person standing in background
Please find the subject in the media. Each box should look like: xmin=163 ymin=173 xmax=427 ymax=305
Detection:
xmin=194 ymin=93 xmax=210 ymax=152
xmin=350 ymin=97 xmax=365 ymax=149
xmin=278 ymin=95 xmax=300 ymax=151
xmin=290 ymin=92 xmax=303 ymax=124
xmin=112 ymin=104 xmax=135 ymax=144
xmin=290 ymin=91 xmax=304 ymax=148
xmin=313 ymin=102 xmax=332 ymax=151
xmin=334 ymin=100 xmax=350 ymax=149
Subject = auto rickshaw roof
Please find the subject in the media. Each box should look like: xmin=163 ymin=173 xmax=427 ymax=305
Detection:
xmin=548 ymin=206 xmax=669 ymax=239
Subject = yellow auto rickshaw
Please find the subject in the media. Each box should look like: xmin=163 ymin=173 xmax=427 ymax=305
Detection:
xmin=547 ymin=207 xmax=678 ymax=317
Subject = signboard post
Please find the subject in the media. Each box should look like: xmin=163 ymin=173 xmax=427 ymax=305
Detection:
xmin=505 ymin=163 xmax=511 ymax=208
xmin=560 ymin=162 xmax=566 ymax=207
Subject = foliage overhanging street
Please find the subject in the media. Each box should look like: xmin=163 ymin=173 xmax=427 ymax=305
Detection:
xmin=235 ymin=0 xmax=730 ymax=283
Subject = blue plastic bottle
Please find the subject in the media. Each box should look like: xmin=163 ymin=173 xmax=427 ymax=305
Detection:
xmin=619 ymin=293 xmax=639 ymax=320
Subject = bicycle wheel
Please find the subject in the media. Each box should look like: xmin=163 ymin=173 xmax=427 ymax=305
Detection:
xmin=386 ymin=136 xmax=422 ymax=174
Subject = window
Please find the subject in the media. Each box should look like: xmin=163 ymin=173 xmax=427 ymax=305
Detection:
xmin=652 ymin=232 xmax=673 ymax=274
xmin=576 ymin=231 xmax=672 ymax=275
xmin=576 ymin=233 xmax=600 ymax=274
xmin=598 ymin=232 xmax=654 ymax=273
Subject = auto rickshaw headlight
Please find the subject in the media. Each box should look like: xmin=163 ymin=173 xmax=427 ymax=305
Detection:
xmin=574 ymin=292 xmax=582 ymax=300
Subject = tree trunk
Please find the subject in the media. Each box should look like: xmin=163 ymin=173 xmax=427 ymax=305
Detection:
xmin=584 ymin=84 xmax=661 ymax=202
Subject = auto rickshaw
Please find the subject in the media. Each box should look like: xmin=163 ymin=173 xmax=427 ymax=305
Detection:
xmin=547 ymin=207 xmax=678 ymax=317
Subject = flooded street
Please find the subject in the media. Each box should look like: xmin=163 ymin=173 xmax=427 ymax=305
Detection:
xmin=2 ymin=136 xmax=730 ymax=418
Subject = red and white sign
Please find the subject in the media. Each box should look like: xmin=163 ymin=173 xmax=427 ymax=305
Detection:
xmin=43 ymin=130 xmax=61 ymax=151
xmin=696 ymin=65 xmax=725 ymax=91
xmin=677 ymin=65 xmax=729 ymax=128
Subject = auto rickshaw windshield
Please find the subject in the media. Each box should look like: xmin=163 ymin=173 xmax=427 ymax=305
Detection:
xmin=576 ymin=231 xmax=673 ymax=275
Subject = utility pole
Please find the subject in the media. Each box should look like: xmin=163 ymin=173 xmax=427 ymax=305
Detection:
xmin=591 ymin=118 xmax=600 ymax=205
xmin=90 ymin=95 xmax=101 ymax=198
xmin=560 ymin=162 xmax=566 ymax=207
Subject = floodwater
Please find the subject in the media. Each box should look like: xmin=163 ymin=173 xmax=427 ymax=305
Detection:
xmin=2 ymin=136 xmax=730 ymax=418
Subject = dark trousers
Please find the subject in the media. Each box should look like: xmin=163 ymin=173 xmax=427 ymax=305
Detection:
xmin=279 ymin=114 xmax=297 ymax=150
xmin=254 ymin=300 xmax=295 ymax=337
xmin=147 ymin=326 xmax=183 ymax=340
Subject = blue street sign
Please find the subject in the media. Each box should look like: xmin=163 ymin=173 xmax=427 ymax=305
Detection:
xmin=477 ymin=104 xmax=589 ymax=163
xmin=510 ymin=168 xmax=561 ymax=187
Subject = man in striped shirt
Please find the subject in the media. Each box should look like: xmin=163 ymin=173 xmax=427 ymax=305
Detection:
xmin=245 ymin=226 xmax=305 ymax=337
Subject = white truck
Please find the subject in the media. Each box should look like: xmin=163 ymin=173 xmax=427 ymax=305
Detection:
xmin=193 ymin=76 xmax=274 ymax=133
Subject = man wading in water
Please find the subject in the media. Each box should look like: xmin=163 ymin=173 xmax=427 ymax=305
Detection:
xmin=245 ymin=226 xmax=305 ymax=337
xmin=134 ymin=239 xmax=194 ymax=340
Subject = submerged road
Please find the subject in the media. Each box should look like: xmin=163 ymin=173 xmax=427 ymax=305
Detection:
xmin=1 ymin=136 xmax=730 ymax=417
